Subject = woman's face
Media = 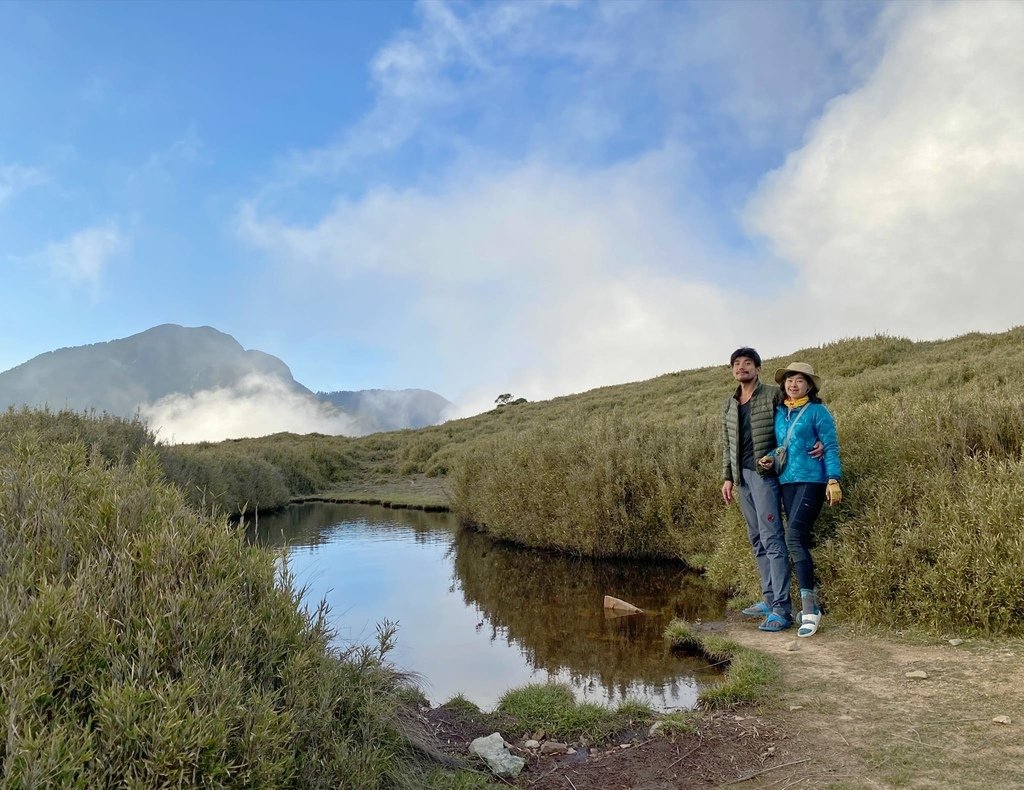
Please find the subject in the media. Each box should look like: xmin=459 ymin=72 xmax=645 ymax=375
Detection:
xmin=784 ymin=374 xmax=810 ymax=399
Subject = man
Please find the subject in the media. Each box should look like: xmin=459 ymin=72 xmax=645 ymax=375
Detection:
xmin=721 ymin=347 xmax=792 ymax=632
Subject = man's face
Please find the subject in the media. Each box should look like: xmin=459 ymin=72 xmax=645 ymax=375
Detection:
xmin=731 ymin=356 xmax=759 ymax=383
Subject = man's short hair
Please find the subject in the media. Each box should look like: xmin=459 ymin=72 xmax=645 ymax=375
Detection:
xmin=730 ymin=347 xmax=762 ymax=368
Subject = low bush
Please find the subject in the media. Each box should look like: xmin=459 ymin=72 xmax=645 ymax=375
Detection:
xmin=0 ymin=416 xmax=442 ymax=787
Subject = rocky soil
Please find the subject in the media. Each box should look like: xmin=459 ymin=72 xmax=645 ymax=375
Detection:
xmin=425 ymin=616 xmax=1024 ymax=788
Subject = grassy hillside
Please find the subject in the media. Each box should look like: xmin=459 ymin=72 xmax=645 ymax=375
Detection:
xmin=168 ymin=326 xmax=1024 ymax=636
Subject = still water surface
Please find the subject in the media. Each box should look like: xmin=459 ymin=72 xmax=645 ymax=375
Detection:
xmin=249 ymin=503 xmax=725 ymax=711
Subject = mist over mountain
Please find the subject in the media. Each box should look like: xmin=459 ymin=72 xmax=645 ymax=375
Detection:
xmin=317 ymin=389 xmax=453 ymax=432
xmin=0 ymin=324 xmax=450 ymax=440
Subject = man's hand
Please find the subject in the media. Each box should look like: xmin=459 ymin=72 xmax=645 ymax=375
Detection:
xmin=808 ymin=440 xmax=824 ymax=459
xmin=721 ymin=480 xmax=734 ymax=504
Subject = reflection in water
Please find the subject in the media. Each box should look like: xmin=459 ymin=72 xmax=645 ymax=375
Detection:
xmin=248 ymin=503 xmax=725 ymax=711
xmin=452 ymin=528 xmax=724 ymax=705
xmin=249 ymin=502 xmax=451 ymax=549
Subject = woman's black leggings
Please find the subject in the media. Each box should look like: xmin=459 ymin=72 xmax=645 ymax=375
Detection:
xmin=781 ymin=482 xmax=826 ymax=590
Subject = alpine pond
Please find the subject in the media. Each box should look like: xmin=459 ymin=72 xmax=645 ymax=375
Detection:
xmin=249 ymin=502 xmax=726 ymax=710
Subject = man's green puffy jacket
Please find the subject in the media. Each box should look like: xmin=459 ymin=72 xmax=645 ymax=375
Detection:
xmin=721 ymin=381 xmax=778 ymax=486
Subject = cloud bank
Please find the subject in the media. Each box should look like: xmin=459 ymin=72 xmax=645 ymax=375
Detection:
xmin=746 ymin=1 xmax=1024 ymax=340
xmin=140 ymin=374 xmax=360 ymax=444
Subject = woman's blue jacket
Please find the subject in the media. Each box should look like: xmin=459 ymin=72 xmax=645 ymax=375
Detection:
xmin=774 ymin=402 xmax=842 ymax=485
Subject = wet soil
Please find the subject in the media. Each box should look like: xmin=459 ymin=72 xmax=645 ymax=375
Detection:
xmin=424 ymin=614 xmax=1024 ymax=788
xmin=425 ymin=701 xmax=823 ymax=788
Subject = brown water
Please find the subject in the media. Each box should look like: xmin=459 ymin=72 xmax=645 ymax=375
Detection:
xmin=248 ymin=502 xmax=725 ymax=711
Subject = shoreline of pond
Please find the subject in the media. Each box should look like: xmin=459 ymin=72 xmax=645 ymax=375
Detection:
xmin=290 ymin=491 xmax=450 ymax=512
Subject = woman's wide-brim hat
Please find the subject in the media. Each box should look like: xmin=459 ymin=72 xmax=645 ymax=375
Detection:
xmin=774 ymin=361 xmax=822 ymax=390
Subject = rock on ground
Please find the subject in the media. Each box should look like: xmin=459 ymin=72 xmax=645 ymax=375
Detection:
xmin=469 ymin=732 xmax=525 ymax=778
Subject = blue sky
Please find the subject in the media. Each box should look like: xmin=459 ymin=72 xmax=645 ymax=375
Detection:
xmin=3 ymin=0 xmax=1023 ymax=425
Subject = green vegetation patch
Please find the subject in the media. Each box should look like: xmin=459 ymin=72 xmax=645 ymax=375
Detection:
xmin=665 ymin=621 xmax=779 ymax=709
xmin=653 ymin=710 xmax=700 ymax=738
xmin=495 ymin=683 xmax=654 ymax=742
xmin=442 ymin=694 xmax=483 ymax=716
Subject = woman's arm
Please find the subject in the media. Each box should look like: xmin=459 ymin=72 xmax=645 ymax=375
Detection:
xmin=815 ymin=405 xmax=843 ymax=480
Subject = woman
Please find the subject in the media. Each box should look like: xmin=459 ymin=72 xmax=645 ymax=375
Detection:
xmin=758 ymin=362 xmax=842 ymax=638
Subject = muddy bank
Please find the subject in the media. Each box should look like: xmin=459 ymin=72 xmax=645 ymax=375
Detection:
xmin=290 ymin=492 xmax=450 ymax=511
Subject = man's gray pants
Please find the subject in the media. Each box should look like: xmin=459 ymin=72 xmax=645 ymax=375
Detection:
xmin=737 ymin=467 xmax=791 ymax=616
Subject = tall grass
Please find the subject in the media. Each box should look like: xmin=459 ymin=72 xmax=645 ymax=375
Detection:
xmin=0 ymin=415 xmax=441 ymax=787
xmin=451 ymin=411 xmax=719 ymax=559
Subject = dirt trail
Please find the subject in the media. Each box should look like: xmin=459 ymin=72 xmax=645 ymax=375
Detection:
xmin=720 ymin=620 xmax=1024 ymax=788
xmin=442 ymin=619 xmax=1024 ymax=788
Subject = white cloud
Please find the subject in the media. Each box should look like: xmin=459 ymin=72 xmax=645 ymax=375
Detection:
xmin=0 ymin=163 xmax=47 ymax=208
xmin=241 ymin=149 xmax=753 ymax=407
xmin=272 ymin=1 xmax=872 ymax=187
xmin=746 ymin=1 xmax=1024 ymax=340
xmin=35 ymin=223 xmax=127 ymax=292
xmin=140 ymin=373 xmax=361 ymax=444
xmin=237 ymin=3 xmax=885 ymax=407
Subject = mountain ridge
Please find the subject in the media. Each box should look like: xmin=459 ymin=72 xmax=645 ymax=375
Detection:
xmin=0 ymin=324 xmax=451 ymax=437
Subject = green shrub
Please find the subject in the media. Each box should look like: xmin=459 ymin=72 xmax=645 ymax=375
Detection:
xmin=0 ymin=417 xmax=438 ymax=787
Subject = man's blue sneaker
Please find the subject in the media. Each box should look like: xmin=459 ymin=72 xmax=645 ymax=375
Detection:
xmin=758 ymin=612 xmax=793 ymax=632
xmin=741 ymin=601 xmax=772 ymax=618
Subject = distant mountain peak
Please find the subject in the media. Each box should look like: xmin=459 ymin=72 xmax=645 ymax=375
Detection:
xmin=0 ymin=325 xmax=451 ymax=439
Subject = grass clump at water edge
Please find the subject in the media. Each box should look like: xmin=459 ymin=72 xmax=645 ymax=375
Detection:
xmin=664 ymin=620 xmax=779 ymax=709
xmin=495 ymin=683 xmax=654 ymax=743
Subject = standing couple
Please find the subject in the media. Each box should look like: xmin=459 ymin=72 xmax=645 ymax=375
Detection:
xmin=720 ymin=347 xmax=843 ymax=637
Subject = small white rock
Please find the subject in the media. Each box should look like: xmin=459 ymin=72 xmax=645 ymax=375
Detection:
xmin=788 ymin=705 xmax=804 ymax=711
xmin=905 ymin=670 xmax=929 ymax=679
xmin=786 ymin=640 xmax=800 ymax=652
xmin=949 ymin=638 xmax=964 ymax=646
xmin=524 ymin=739 xmax=540 ymax=750
xmin=567 ymin=747 xmax=576 ymax=754
xmin=992 ymin=715 xmax=1012 ymax=725
xmin=619 ymin=743 xmax=631 ymax=749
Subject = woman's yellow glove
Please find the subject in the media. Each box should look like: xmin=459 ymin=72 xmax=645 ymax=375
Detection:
xmin=826 ymin=479 xmax=842 ymax=506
